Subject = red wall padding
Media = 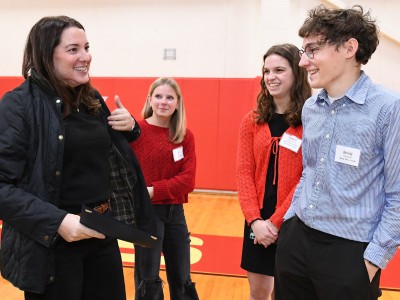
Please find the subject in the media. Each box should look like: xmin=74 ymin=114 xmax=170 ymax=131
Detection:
xmin=0 ymin=76 xmax=261 ymax=191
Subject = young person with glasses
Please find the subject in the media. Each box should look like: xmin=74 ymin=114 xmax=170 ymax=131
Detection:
xmin=275 ymin=5 xmax=400 ymax=300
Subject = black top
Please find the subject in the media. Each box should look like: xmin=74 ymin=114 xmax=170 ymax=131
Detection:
xmin=262 ymin=113 xmax=289 ymax=219
xmin=59 ymin=104 xmax=111 ymax=213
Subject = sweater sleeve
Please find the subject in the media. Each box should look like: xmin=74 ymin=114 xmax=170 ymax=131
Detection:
xmin=270 ymin=182 xmax=298 ymax=229
xmin=152 ymin=130 xmax=196 ymax=201
xmin=236 ymin=112 xmax=262 ymax=224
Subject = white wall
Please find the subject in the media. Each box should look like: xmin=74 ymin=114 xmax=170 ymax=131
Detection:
xmin=0 ymin=0 xmax=261 ymax=78
xmin=0 ymin=0 xmax=399 ymax=90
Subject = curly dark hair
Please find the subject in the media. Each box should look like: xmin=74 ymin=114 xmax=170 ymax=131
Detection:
xmin=255 ymin=43 xmax=311 ymax=127
xmin=298 ymin=5 xmax=379 ymax=65
xmin=22 ymin=16 xmax=100 ymax=117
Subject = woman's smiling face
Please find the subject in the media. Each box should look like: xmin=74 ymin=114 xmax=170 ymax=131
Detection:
xmin=263 ymin=54 xmax=294 ymax=100
xmin=53 ymin=26 xmax=91 ymax=87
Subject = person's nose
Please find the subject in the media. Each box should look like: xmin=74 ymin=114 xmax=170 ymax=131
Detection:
xmin=80 ymin=50 xmax=91 ymax=62
xmin=267 ymin=72 xmax=276 ymax=80
xmin=299 ymin=54 xmax=309 ymax=68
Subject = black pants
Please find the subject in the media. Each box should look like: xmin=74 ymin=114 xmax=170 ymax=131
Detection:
xmin=275 ymin=215 xmax=382 ymax=300
xmin=25 ymin=236 xmax=126 ymax=300
xmin=134 ymin=204 xmax=199 ymax=300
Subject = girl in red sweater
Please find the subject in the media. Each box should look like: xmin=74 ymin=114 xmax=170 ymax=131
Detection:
xmin=131 ymin=77 xmax=198 ymax=300
xmin=236 ymin=44 xmax=311 ymax=300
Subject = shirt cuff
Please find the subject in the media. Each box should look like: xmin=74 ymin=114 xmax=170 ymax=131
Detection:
xmin=364 ymin=241 xmax=397 ymax=269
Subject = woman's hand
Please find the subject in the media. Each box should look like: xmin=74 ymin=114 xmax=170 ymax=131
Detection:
xmin=147 ymin=186 xmax=154 ymax=199
xmin=57 ymin=213 xmax=105 ymax=242
xmin=107 ymin=95 xmax=135 ymax=131
xmin=251 ymin=219 xmax=278 ymax=247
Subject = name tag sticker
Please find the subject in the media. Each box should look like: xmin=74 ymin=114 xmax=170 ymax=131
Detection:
xmin=334 ymin=145 xmax=360 ymax=167
xmin=173 ymin=146 xmax=184 ymax=162
xmin=279 ymin=133 xmax=302 ymax=153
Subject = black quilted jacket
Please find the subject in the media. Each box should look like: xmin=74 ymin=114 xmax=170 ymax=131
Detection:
xmin=0 ymin=78 xmax=155 ymax=293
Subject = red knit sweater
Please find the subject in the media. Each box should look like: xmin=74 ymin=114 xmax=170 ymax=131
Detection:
xmin=236 ymin=111 xmax=303 ymax=229
xmin=131 ymin=120 xmax=196 ymax=204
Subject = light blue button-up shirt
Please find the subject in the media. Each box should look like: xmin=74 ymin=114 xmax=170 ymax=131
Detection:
xmin=285 ymin=71 xmax=400 ymax=269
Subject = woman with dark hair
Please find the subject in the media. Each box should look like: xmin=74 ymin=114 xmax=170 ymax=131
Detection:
xmin=131 ymin=77 xmax=199 ymax=300
xmin=236 ymin=43 xmax=311 ymax=300
xmin=0 ymin=16 xmax=155 ymax=300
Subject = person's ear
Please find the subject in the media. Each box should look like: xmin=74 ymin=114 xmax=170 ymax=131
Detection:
xmin=345 ymin=38 xmax=359 ymax=58
xmin=147 ymin=96 xmax=151 ymax=107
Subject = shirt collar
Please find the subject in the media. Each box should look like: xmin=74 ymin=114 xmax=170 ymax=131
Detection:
xmin=311 ymin=71 xmax=372 ymax=105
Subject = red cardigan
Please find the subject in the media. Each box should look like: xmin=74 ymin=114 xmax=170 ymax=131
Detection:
xmin=236 ymin=111 xmax=303 ymax=229
xmin=131 ymin=120 xmax=196 ymax=205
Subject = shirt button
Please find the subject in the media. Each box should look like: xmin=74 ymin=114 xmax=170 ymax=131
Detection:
xmin=331 ymin=110 xmax=335 ymax=114
xmin=316 ymin=181 xmax=320 ymax=186
xmin=326 ymin=134 xmax=330 ymax=139
xmin=58 ymin=135 xmax=64 ymax=140
xmin=49 ymin=276 xmax=54 ymax=282
xmin=320 ymin=157 xmax=325 ymax=162
xmin=56 ymin=99 xmax=61 ymax=104
xmin=55 ymin=171 xmax=61 ymax=176
xmin=44 ymin=235 xmax=49 ymax=241
xmin=309 ymin=204 xmax=314 ymax=209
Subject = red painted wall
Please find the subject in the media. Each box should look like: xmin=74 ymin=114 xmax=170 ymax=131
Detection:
xmin=0 ymin=76 xmax=260 ymax=191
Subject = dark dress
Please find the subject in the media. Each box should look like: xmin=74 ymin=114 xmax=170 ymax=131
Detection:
xmin=241 ymin=113 xmax=289 ymax=275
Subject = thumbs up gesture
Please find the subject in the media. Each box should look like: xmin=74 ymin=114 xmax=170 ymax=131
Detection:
xmin=108 ymin=95 xmax=135 ymax=131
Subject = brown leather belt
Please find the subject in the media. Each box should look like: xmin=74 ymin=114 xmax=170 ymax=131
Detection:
xmin=93 ymin=199 xmax=110 ymax=214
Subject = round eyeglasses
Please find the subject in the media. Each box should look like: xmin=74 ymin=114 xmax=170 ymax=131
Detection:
xmin=299 ymin=47 xmax=316 ymax=59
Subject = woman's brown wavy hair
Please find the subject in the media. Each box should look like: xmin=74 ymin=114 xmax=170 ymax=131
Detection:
xmin=255 ymin=43 xmax=311 ymax=127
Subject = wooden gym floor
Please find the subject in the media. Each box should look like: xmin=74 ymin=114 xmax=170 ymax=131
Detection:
xmin=1 ymin=192 xmax=399 ymax=299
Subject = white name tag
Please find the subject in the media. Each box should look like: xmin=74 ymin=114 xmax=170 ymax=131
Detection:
xmin=279 ymin=133 xmax=302 ymax=153
xmin=173 ymin=146 xmax=184 ymax=162
xmin=334 ymin=145 xmax=360 ymax=167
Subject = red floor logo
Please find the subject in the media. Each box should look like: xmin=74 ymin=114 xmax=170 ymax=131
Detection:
xmin=119 ymin=234 xmax=245 ymax=277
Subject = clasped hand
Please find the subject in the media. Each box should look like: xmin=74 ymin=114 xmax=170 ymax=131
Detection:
xmin=251 ymin=219 xmax=278 ymax=248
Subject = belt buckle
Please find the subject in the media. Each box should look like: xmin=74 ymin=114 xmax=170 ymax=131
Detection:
xmin=93 ymin=199 xmax=110 ymax=214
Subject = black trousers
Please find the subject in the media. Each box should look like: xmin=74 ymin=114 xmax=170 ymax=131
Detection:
xmin=25 ymin=236 xmax=126 ymax=300
xmin=275 ymin=215 xmax=382 ymax=300
xmin=134 ymin=204 xmax=199 ymax=300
